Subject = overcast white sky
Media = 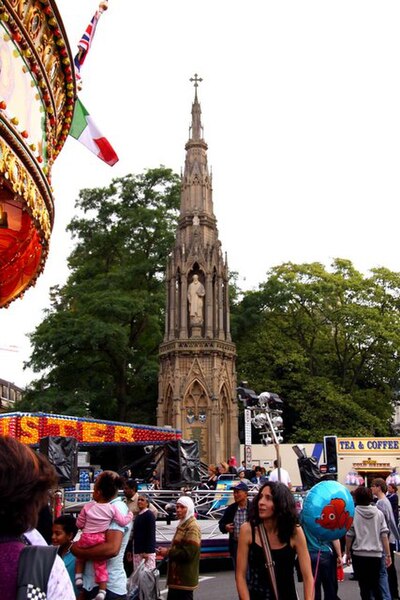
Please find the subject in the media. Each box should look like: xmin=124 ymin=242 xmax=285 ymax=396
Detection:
xmin=1 ymin=0 xmax=400 ymax=387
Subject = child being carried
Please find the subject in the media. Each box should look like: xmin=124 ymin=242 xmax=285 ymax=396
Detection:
xmin=75 ymin=472 xmax=133 ymax=600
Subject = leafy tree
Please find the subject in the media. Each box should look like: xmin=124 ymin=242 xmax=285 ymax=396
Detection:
xmin=17 ymin=167 xmax=180 ymax=423
xmin=233 ymin=259 xmax=400 ymax=441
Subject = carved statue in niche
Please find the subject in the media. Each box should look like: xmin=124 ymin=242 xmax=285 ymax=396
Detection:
xmin=187 ymin=274 xmax=205 ymax=324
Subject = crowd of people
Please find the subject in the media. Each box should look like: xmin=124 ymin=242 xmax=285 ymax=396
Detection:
xmin=204 ymin=458 xmax=292 ymax=490
xmin=2 ymin=435 xmax=400 ymax=600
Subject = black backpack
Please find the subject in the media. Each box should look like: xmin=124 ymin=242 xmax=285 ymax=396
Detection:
xmin=17 ymin=545 xmax=58 ymax=600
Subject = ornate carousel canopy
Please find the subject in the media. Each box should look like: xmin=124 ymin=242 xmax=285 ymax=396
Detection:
xmin=0 ymin=0 xmax=75 ymax=307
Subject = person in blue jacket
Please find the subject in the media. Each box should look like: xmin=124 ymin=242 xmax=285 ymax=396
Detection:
xmin=218 ymin=481 xmax=251 ymax=566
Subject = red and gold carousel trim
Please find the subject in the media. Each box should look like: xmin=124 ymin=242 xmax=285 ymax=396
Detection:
xmin=0 ymin=0 xmax=75 ymax=306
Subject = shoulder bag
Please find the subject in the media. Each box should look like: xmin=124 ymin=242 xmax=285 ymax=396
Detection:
xmin=257 ymin=524 xmax=279 ymax=600
xmin=17 ymin=545 xmax=58 ymax=600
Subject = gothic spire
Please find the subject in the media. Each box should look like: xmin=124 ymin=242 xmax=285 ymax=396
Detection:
xmin=189 ymin=73 xmax=203 ymax=140
xmin=180 ymin=74 xmax=215 ymax=224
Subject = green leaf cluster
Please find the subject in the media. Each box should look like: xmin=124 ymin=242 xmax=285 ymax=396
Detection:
xmin=232 ymin=260 xmax=400 ymax=441
xmin=18 ymin=167 xmax=180 ymax=423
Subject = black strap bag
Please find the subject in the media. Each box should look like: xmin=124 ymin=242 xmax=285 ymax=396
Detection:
xmin=17 ymin=545 xmax=58 ymax=600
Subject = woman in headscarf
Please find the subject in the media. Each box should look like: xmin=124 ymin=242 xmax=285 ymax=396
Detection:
xmin=157 ymin=496 xmax=201 ymax=600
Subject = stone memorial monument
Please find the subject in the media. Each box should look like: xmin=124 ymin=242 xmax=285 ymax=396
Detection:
xmin=157 ymin=76 xmax=238 ymax=464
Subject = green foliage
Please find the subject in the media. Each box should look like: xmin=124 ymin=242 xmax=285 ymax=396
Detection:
xmin=18 ymin=167 xmax=180 ymax=423
xmin=233 ymin=259 xmax=400 ymax=441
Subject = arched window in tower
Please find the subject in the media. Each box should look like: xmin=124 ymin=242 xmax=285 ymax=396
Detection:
xmin=183 ymin=380 xmax=209 ymax=460
xmin=175 ymin=268 xmax=181 ymax=334
xmin=212 ymin=267 xmax=217 ymax=337
xmin=164 ymin=386 xmax=174 ymax=426
xmin=222 ymin=277 xmax=227 ymax=336
xmin=219 ymin=386 xmax=229 ymax=463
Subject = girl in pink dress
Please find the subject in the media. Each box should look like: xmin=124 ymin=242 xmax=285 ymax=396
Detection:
xmin=75 ymin=472 xmax=133 ymax=600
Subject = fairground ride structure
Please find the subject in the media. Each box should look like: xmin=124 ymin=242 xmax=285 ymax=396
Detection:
xmin=0 ymin=0 xmax=75 ymax=306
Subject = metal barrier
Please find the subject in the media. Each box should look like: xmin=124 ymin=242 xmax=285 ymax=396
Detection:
xmin=62 ymin=484 xmax=260 ymax=521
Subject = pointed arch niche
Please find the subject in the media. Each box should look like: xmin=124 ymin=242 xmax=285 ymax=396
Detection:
xmin=163 ymin=385 xmax=174 ymax=426
xmin=182 ymin=380 xmax=209 ymax=460
xmin=219 ymin=384 xmax=230 ymax=462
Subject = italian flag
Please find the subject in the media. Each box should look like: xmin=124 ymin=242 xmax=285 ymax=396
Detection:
xmin=69 ymin=98 xmax=119 ymax=166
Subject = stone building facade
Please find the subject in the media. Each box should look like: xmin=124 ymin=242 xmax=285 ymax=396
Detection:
xmin=157 ymin=82 xmax=238 ymax=464
xmin=0 ymin=378 xmax=22 ymax=411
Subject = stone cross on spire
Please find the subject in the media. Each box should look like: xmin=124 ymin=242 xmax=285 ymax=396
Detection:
xmin=189 ymin=74 xmax=203 ymax=140
xmin=190 ymin=73 xmax=203 ymax=99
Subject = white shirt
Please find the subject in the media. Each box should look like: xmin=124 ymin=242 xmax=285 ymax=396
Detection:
xmin=268 ymin=467 xmax=291 ymax=487
xmin=83 ymin=497 xmax=132 ymax=596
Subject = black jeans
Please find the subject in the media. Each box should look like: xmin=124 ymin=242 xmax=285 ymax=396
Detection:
xmin=388 ymin=542 xmax=399 ymax=599
xmin=85 ymin=588 xmax=126 ymax=600
xmin=309 ymin=550 xmax=337 ymax=600
xmin=167 ymin=589 xmax=194 ymax=600
xmin=352 ymin=555 xmax=382 ymax=600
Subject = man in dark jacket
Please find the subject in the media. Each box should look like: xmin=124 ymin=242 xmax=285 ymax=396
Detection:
xmin=218 ymin=481 xmax=251 ymax=566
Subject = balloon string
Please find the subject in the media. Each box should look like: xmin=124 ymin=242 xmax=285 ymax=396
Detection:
xmin=313 ymin=549 xmax=321 ymax=589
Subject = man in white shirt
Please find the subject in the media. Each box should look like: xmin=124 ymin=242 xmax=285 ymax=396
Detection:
xmin=73 ymin=474 xmax=132 ymax=600
xmin=268 ymin=460 xmax=292 ymax=489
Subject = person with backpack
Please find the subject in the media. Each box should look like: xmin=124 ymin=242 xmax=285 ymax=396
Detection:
xmin=0 ymin=435 xmax=75 ymax=600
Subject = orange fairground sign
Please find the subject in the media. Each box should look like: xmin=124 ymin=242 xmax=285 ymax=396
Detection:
xmin=0 ymin=412 xmax=181 ymax=445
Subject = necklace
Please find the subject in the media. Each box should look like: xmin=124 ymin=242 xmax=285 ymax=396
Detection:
xmin=59 ymin=541 xmax=73 ymax=557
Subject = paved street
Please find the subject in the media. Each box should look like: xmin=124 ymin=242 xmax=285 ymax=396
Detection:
xmin=158 ymin=555 xmax=400 ymax=599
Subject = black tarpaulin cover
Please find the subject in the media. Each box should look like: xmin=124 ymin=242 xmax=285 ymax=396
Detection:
xmin=39 ymin=436 xmax=78 ymax=487
xmin=164 ymin=440 xmax=201 ymax=488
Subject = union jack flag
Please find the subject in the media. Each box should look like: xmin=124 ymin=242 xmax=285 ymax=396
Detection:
xmin=74 ymin=2 xmax=108 ymax=87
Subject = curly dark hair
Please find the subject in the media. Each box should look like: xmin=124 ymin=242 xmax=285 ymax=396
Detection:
xmin=53 ymin=514 xmax=78 ymax=538
xmin=0 ymin=436 xmax=57 ymax=536
xmin=250 ymin=481 xmax=298 ymax=544
xmin=95 ymin=471 xmax=124 ymax=501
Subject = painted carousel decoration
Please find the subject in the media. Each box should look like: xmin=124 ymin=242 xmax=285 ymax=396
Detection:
xmin=0 ymin=0 xmax=76 ymax=307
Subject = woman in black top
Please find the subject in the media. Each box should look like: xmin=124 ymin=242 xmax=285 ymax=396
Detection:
xmin=132 ymin=495 xmax=156 ymax=571
xmin=236 ymin=482 xmax=313 ymax=600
